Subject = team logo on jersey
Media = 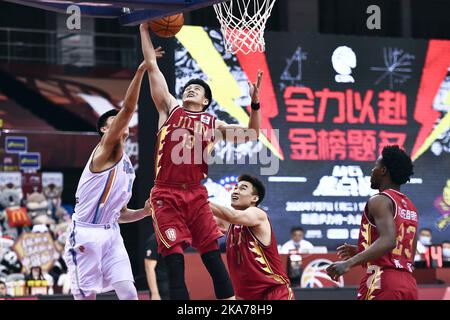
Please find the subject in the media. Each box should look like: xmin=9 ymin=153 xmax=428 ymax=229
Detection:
xmin=146 ymin=249 xmax=152 ymax=257
xmin=79 ymin=245 xmax=85 ymax=253
xmin=165 ymin=228 xmax=177 ymax=242
xmin=301 ymin=259 xmax=344 ymax=288
xmin=201 ymin=114 xmax=211 ymax=125
xmin=156 ymin=200 xmax=164 ymax=208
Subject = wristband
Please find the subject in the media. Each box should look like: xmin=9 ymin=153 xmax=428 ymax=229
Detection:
xmin=251 ymin=102 xmax=260 ymax=110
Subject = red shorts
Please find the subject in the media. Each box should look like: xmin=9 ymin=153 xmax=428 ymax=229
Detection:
xmin=263 ymin=284 xmax=294 ymax=300
xmin=150 ymin=183 xmax=223 ymax=256
xmin=237 ymin=284 xmax=294 ymax=300
xmin=358 ymin=267 xmax=418 ymax=300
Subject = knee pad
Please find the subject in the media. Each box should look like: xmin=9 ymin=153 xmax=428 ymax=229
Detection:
xmin=165 ymin=253 xmax=190 ymax=300
xmin=201 ymin=250 xmax=234 ymax=299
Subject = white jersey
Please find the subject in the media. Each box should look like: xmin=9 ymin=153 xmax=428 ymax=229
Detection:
xmin=72 ymin=147 xmax=135 ymax=225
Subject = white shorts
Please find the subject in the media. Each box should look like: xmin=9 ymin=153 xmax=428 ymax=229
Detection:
xmin=63 ymin=220 xmax=134 ymax=296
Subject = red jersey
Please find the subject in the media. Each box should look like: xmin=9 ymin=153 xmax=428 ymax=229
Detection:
xmin=226 ymin=217 xmax=292 ymax=300
xmin=357 ymin=189 xmax=419 ymax=273
xmin=154 ymin=106 xmax=216 ymax=184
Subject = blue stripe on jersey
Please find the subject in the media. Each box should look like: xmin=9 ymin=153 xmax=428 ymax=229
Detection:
xmin=92 ymin=169 xmax=113 ymax=224
xmin=69 ymin=221 xmax=85 ymax=297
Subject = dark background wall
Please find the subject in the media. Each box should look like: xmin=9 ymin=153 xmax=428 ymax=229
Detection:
xmin=2 ymin=0 xmax=450 ymax=38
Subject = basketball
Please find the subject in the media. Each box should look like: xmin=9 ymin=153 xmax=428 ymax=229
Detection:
xmin=149 ymin=13 xmax=184 ymax=38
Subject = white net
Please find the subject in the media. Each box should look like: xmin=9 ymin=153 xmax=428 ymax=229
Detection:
xmin=213 ymin=0 xmax=277 ymax=55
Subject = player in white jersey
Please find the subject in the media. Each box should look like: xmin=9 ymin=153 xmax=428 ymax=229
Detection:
xmin=64 ymin=54 xmax=163 ymax=300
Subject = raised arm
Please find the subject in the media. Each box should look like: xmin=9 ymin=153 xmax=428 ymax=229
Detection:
xmin=215 ymin=70 xmax=262 ymax=143
xmin=209 ymin=202 xmax=266 ymax=227
xmin=326 ymin=195 xmax=397 ymax=280
xmin=139 ymin=23 xmax=178 ymax=118
xmin=92 ymin=62 xmax=147 ymax=171
xmin=101 ymin=62 xmax=146 ymax=149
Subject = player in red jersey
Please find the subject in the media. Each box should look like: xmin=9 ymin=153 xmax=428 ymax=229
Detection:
xmin=210 ymin=174 xmax=294 ymax=300
xmin=326 ymin=145 xmax=418 ymax=300
xmin=140 ymin=24 xmax=262 ymax=300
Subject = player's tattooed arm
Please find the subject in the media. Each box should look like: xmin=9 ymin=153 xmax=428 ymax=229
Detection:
xmin=118 ymin=199 xmax=152 ymax=224
xmin=326 ymin=195 xmax=397 ymax=280
xmin=209 ymin=202 xmax=265 ymax=227
xmin=215 ymin=70 xmax=262 ymax=143
xmin=139 ymin=23 xmax=178 ymax=117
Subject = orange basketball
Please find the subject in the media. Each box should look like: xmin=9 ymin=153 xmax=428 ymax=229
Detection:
xmin=149 ymin=13 xmax=184 ymax=38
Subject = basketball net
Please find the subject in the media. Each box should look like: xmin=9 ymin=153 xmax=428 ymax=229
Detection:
xmin=213 ymin=0 xmax=276 ymax=55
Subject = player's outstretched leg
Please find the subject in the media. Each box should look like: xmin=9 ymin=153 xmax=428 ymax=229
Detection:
xmin=200 ymin=242 xmax=235 ymax=300
xmin=165 ymin=251 xmax=190 ymax=300
xmin=112 ymin=280 xmax=138 ymax=300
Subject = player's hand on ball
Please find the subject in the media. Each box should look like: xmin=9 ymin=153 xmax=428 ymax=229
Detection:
xmin=336 ymin=243 xmax=358 ymax=260
xmin=248 ymin=69 xmax=263 ymax=104
xmin=326 ymin=261 xmax=350 ymax=281
xmin=139 ymin=22 xmax=150 ymax=30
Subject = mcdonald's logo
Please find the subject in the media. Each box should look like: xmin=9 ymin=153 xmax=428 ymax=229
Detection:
xmin=6 ymin=207 xmax=31 ymax=227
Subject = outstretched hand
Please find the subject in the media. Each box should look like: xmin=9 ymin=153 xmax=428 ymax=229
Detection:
xmin=326 ymin=261 xmax=351 ymax=281
xmin=336 ymin=243 xmax=358 ymax=260
xmin=248 ymin=69 xmax=263 ymax=104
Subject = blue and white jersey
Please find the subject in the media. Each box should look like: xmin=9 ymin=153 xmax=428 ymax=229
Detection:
xmin=72 ymin=147 xmax=135 ymax=224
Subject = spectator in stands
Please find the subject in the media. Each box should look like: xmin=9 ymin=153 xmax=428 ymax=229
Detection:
xmin=280 ymin=226 xmax=314 ymax=254
xmin=144 ymin=233 xmax=169 ymax=300
xmin=415 ymin=228 xmax=433 ymax=265
xmin=443 ymin=240 xmax=450 ymax=267
xmin=419 ymin=228 xmax=433 ymax=245
xmin=0 ymin=280 xmax=7 ymax=297
xmin=26 ymin=266 xmax=46 ymax=281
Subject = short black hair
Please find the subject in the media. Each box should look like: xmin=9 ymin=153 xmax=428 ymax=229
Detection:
xmin=442 ymin=240 xmax=450 ymax=245
xmin=291 ymin=226 xmax=305 ymax=234
xmin=420 ymin=228 xmax=432 ymax=234
xmin=97 ymin=109 xmax=119 ymax=136
xmin=182 ymin=78 xmax=212 ymax=110
xmin=238 ymin=174 xmax=265 ymax=206
xmin=0 ymin=280 xmax=5 ymax=286
xmin=381 ymin=145 xmax=414 ymax=185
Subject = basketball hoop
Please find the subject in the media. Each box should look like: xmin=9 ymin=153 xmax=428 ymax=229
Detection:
xmin=213 ymin=0 xmax=276 ymax=55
